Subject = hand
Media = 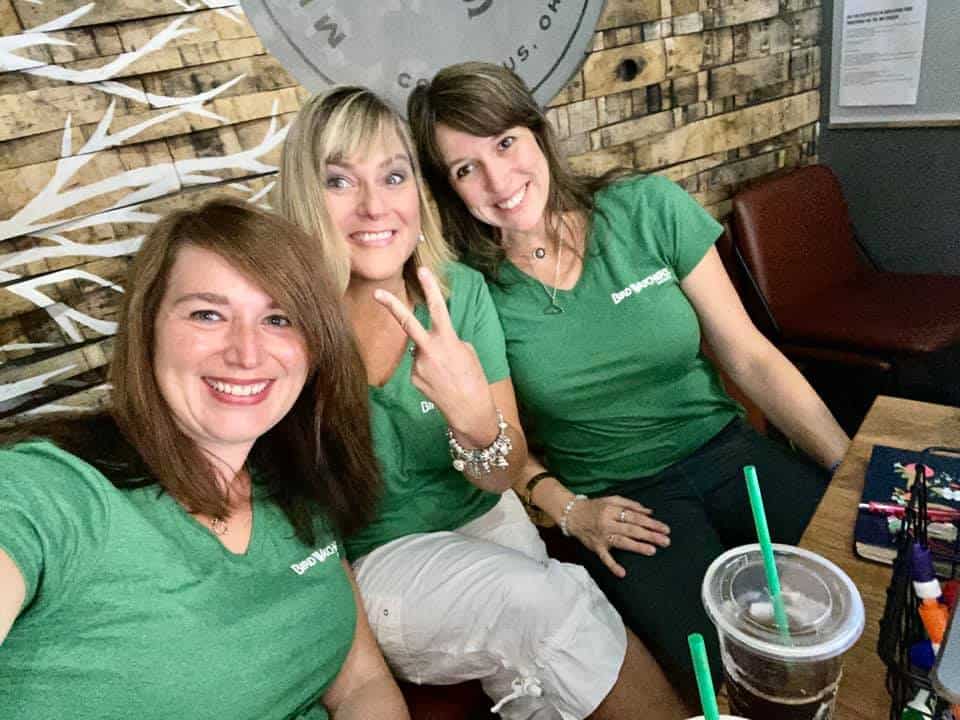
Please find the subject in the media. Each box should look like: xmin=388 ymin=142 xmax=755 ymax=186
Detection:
xmin=566 ymin=496 xmax=671 ymax=578
xmin=374 ymin=267 xmax=498 ymax=446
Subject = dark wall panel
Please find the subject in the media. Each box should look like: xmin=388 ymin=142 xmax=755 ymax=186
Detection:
xmin=819 ymin=0 xmax=960 ymax=275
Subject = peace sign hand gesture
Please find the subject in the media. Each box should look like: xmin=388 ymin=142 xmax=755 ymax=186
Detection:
xmin=374 ymin=266 xmax=499 ymax=448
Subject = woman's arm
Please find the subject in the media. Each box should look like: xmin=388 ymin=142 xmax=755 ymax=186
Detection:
xmin=0 ymin=548 xmax=26 ymax=645
xmin=681 ymin=246 xmax=850 ymax=468
xmin=472 ymin=377 xmax=528 ymax=493
xmin=375 ymin=268 xmax=527 ymax=493
xmin=517 ymin=459 xmax=670 ymax=578
xmin=323 ymin=561 xmax=410 ymax=720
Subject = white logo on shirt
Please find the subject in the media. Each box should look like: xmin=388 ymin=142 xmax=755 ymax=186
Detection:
xmin=290 ymin=542 xmax=339 ymax=575
xmin=421 ymin=401 xmax=436 ymax=414
xmin=611 ymin=268 xmax=672 ymax=305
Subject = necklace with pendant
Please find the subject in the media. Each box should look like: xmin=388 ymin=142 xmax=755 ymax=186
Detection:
xmin=210 ymin=516 xmax=228 ymax=535
xmin=538 ymin=240 xmax=563 ymax=315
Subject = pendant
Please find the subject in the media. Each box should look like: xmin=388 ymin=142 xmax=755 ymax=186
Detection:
xmin=210 ymin=517 xmax=229 ymax=536
xmin=543 ymin=302 xmax=564 ymax=315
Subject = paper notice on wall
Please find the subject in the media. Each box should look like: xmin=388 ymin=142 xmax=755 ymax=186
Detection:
xmin=838 ymin=0 xmax=928 ymax=106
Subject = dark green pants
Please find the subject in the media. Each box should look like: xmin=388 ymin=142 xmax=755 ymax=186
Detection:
xmin=570 ymin=418 xmax=829 ymax=696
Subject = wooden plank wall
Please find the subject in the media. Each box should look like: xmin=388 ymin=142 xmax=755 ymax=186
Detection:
xmin=0 ymin=0 xmax=821 ymax=422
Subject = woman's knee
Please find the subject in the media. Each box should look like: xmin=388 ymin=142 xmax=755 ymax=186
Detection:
xmin=497 ymin=559 xmax=591 ymax=622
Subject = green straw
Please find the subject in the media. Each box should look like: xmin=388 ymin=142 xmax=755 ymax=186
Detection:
xmin=744 ymin=465 xmax=791 ymax=637
xmin=687 ymin=633 xmax=720 ymax=720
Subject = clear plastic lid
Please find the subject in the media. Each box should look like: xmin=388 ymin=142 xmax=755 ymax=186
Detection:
xmin=701 ymin=544 xmax=865 ymax=662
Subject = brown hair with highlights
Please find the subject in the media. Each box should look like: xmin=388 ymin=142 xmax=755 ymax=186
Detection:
xmin=408 ymin=61 xmax=626 ymax=280
xmin=2 ymin=199 xmax=381 ymax=544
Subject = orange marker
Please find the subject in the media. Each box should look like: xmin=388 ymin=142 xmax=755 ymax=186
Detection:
xmin=912 ymin=544 xmax=949 ymax=650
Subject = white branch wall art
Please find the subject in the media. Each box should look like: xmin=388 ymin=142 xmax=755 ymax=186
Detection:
xmin=1 ymin=0 xmax=304 ymax=421
xmin=0 ymin=0 xmax=823 ymax=422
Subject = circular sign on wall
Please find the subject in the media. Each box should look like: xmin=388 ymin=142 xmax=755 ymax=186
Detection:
xmin=240 ymin=1 xmax=606 ymax=113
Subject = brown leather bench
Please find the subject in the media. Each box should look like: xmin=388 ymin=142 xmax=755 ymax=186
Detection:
xmin=730 ymin=164 xmax=960 ymax=381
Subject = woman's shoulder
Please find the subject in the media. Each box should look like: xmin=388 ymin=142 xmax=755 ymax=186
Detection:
xmin=0 ymin=436 xmax=117 ymax=531
xmin=437 ymin=260 xmax=503 ymax=339
xmin=0 ymin=436 xmax=94 ymax=473
xmin=440 ymin=259 xmax=492 ymax=308
xmin=594 ymin=173 xmax=682 ymax=209
xmin=441 ymin=259 xmax=487 ymax=289
xmin=0 ymin=416 xmax=134 ymax=499
xmin=593 ymin=174 xmax=705 ymax=241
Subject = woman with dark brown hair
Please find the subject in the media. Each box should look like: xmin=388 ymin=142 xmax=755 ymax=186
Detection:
xmin=0 ymin=199 xmax=408 ymax=720
xmin=408 ymin=61 xmax=850 ymax=694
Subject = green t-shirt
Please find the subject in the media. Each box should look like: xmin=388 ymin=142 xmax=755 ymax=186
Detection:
xmin=345 ymin=262 xmax=510 ymax=561
xmin=489 ymin=175 xmax=741 ymax=496
xmin=0 ymin=440 xmax=355 ymax=720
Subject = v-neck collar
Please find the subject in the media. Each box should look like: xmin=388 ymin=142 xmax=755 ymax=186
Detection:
xmin=368 ymin=302 xmax=430 ymax=395
xmin=166 ymin=486 xmax=265 ymax=560
xmin=498 ymin=216 xmax=600 ymax=298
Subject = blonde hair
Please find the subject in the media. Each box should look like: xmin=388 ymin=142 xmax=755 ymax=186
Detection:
xmin=278 ymin=86 xmax=453 ymax=298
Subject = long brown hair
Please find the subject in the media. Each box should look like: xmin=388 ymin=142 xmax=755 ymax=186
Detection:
xmin=408 ymin=61 xmax=625 ymax=280
xmin=277 ymin=85 xmax=454 ymax=299
xmin=2 ymin=200 xmax=381 ymax=544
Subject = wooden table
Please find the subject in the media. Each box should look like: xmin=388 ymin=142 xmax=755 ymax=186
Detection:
xmin=800 ymin=395 xmax=960 ymax=720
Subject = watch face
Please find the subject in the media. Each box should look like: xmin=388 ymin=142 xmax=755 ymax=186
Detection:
xmin=240 ymin=0 xmax=606 ymax=113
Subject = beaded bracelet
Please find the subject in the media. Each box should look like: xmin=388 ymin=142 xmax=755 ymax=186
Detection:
xmin=446 ymin=409 xmax=512 ymax=478
xmin=560 ymin=494 xmax=587 ymax=537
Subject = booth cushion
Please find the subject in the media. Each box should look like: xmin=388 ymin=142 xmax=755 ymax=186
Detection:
xmin=732 ymin=164 xmax=960 ymax=357
xmin=774 ymin=271 xmax=960 ymax=355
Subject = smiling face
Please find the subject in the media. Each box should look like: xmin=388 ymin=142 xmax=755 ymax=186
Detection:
xmin=152 ymin=245 xmax=310 ymax=467
xmin=322 ymin=129 xmax=421 ymax=290
xmin=434 ymin=124 xmax=550 ymax=239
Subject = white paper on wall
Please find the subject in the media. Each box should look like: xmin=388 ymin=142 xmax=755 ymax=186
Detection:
xmin=838 ymin=0 xmax=928 ymax=106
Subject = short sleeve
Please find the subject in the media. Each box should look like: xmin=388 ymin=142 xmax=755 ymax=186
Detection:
xmin=0 ymin=442 xmax=110 ymax=609
xmin=639 ymin=175 xmax=723 ymax=280
xmin=447 ymin=263 xmax=510 ymax=384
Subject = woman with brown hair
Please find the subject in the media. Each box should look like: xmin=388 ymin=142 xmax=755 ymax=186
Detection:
xmin=277 ymin=86 xmax=686 ymax=720
xmin=0 ymin=200 xmax=408 ymax=719
xmin=407 ymin=61 xmax=850 ymax=693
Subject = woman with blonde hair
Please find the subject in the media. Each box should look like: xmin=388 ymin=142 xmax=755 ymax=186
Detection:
xmin=407 ymin=61 xmax=850 ymax=694
xmin=0 ymin=199 xmax=407 ymax=719
xmin=278 ymin=86 xmax=685 ymax=719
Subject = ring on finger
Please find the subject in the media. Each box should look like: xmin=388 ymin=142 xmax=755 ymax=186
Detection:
xmin=618 ymin=509 xmax=627 ymax=523
xmin=408 ymin=342 xmax=417 ymax=356
xmin=607 ymin=533 xmax=616 ymax=545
